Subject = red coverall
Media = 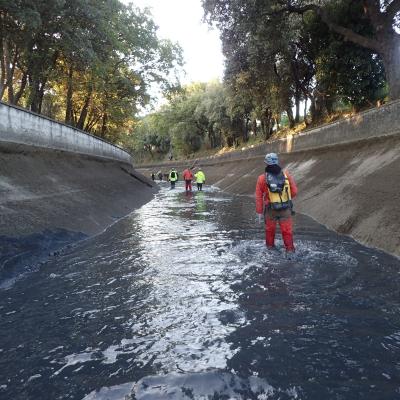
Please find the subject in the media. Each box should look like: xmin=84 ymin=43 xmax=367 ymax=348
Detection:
xmin=255 ymin=171 xmax=298 ymax=251
xmin=182 ymin=169 xmax=194 ymax=191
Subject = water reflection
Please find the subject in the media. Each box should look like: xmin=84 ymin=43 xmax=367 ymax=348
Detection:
xmin=0 ymin=182 xmax=399 ymax=400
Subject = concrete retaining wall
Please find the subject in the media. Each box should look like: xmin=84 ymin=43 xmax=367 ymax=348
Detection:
xmin=196 ymin=99 xmax=400 ymax=163
xmin=271 ymin=99 xmax=400 ymax=154
xmin=0 ymin=101 xmax=132 ymax=164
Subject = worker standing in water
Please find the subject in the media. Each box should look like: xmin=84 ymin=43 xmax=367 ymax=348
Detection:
xmin=194 ymin=168 xmax=206 ymax=191
xmin=182 ymin=166 xmax=194 ymax=192
xmin=168 ymin=168 xmax=178 ymax=189
xmin=255 ymin=153 xmax=297 ymax=257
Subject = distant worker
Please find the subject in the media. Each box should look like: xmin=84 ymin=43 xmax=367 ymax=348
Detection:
xmin=194 ymin=168 xmax=206 ymax=191
xmin=157 ymin=171 xmax=163 ymax=181
xmin=168 ymin=168 xmax=178 ymax=189
xmin=182 ymin=166 xmax=194 ymax=192
xmin=255 ymin=153 xmax=297 ymax=256
xmin=151 ymin=172 xmax=155 ymax=181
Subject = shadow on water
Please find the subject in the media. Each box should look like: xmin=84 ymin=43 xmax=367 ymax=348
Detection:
xmin=0 ymin=229 xmax=87 ymax=289
xmin=0 ymin=182 xmax=399 ymax=399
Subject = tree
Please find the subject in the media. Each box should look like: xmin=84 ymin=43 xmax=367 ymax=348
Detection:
xmin=203 ymin=0 xmax=390 ymax=132
xmin=0 ymin=0 xmax=183 ymax=146
xmin=263 ymin=0 xmax=400 ymax=99
xmin=129 ymin=81 xmax=235 ymax=159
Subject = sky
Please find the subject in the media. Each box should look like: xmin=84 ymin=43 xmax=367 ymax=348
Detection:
xmin=131 ymin=0 xmax=224 ymax=85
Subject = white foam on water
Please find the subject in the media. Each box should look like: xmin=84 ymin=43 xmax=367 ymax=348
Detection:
xmin=27 ymin=374 xmax=41 ymax=382
xmin=52 ymin=351 xmax=98 ymax=376
xmin=131 ymin=372 xmax=283 ymax=400
xmin=82 ymin=382 xmax=133 ymax=400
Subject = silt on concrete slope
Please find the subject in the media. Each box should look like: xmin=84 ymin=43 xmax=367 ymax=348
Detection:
xmin=0 ymin=142 xmax=157 ymax=238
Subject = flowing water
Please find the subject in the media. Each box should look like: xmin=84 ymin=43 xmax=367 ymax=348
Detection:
xmin=1 ymin=183 xmax=400 ymax=399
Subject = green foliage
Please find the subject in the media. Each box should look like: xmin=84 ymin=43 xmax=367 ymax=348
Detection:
xmin=129 ymin=81 xmax=238 ymax=160
xmin=203 ymin=0 xmax=391 ymax=127
xmin=0 ymin=0 xmax=183 ymax=144
xmin=302 ymin=1 xmax=386 ymax=110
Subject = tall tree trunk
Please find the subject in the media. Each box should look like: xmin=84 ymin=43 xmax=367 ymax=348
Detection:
xmin=37 ymin=81 xmax=46 ymax=114
xmin=381 ymin=38 xmax=400 ymax=100
xmin=260 ymin=119 xmax=265 ymax=138
xmin=310 ymin=92 xmax=327 ymax=123
xmin=243 ymin=117 xmax=250 ymax=142
xmin=252 ymin=118 xmax=257 ymax=137
xmin=14 ymin=71 xmax=27 ymax=105
xmin=262 ymin=108 xmax=273 ymax=140
xmin=28 ymin=50 xmax=58 ymax=113
xmin=3 ymin=39 xmax=14 ymax=103
xmin=208 ymin=123 xmax=215 ymax=148
xmin=84 ymin=111 xmax=101 ymax=132
xmin=6 ymin=49 xmax=18 ymax=104
xmin=65 ymin=64 xmax=74 ymax=125
xmin=0 ymin=44 xmax=5 ymax=100
xmin=0 ymin=19 xmax=5 ymax=99
xmin=309 ymin=96 xmax=317 ymax=123
xmin=101 ymin=112 xmax=108 ymax=137
xmin=303 ymin=98 xmax=309 ymax=126
xmin=77 ymin=90 xmax=92 ymax=130
xmin=294 ymin=87 xmax=300 ymax=123
xmin=29 ymin=78 xmax=40 ymax=113
xmin=286 ymin=107 xmax=295 ymax=128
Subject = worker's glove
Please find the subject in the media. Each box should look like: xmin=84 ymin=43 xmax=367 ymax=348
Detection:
xmin=257 ymin=213 xmax=264 ymax=224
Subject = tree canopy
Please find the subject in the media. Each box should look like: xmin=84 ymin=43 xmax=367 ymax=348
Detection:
xmin=130 ymin=1 xmax=394 ymax=163
xmin=203 ymin=0 xmax=399 ymax=100
xmin=0 ymin=0 xmax=183 ymax=143
xmin=2 ymin=0 xmax=395 ymax=159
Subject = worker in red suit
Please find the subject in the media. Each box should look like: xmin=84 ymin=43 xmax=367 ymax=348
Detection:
xmin=255 ymin=153 xmax=298 ymax=255
xmin=182 ymin=167 xmax=194 ymax=192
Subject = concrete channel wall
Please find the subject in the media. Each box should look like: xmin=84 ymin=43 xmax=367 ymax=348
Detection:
xmin=0 ymin=101 xmax=133 ymax=164
xmin=265 ymin=99 xmax=400 ymax=155
xmin=0 ymin=103 xmax=156 ymax=279
xmin=191 ymin=99 xmax=400 ymax=163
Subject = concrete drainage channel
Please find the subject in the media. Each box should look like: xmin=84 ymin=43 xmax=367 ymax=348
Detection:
xmin=0 ymin=184 xmax=399 ymax=399
xmin=138 ymin=130 xmax=400 ymax=257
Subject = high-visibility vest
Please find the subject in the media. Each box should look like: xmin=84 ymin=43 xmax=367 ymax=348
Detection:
xmin=195 ymin=171 xmax=205 ymax=183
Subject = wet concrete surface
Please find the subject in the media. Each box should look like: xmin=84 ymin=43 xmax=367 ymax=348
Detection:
xmin=0 ymin=182 xmax=399 ymax=399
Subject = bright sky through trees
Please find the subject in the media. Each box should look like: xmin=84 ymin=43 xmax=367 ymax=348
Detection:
xmin=128 ymin=0 xmax=225 ymax=84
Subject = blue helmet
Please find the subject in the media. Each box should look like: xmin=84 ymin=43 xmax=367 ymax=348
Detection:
xmin=264 ymin=152 xmax=279 ymax=165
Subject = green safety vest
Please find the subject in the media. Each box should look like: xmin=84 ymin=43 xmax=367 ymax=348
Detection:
xmin=195 ymin=171 xmax=205 ymax=183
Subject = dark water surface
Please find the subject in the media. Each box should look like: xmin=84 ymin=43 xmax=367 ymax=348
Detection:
xmin=1 ymin=183 xmax=400 ymax=399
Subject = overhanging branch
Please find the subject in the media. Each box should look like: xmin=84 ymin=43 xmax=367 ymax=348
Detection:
xmin=385 ymin=0 xmax=400 ymax=21
xmin=283 ymin=3 xmax=381 ymax=53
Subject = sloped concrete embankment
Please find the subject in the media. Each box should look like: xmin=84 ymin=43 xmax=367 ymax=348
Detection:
xmin=0 ymin=102 xmax=156 ymax=283
xmin=138 ymin=101 xmax=400 ymax=257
